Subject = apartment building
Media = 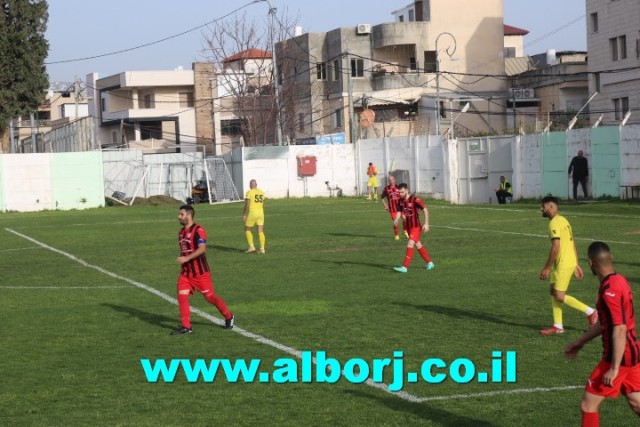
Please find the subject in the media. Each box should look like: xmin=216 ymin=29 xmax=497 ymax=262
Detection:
xmin=86 ymin=70 xmax=196 ymax=152
xmin=276 ymin=0 xmax=507 ymax=142
xmin=586 ymin=0 xmax=640 ymax=125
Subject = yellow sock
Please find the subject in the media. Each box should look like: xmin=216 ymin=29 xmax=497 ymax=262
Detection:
xmin=245 ymin=231 xmax=254 ymax=247
xmin=564 ymin=295 xmax=590 ymax=313
xmin=259 ymin=232 xmax=266 ymax=249
xmin=552 ymin=297 xmax=563 ymax=326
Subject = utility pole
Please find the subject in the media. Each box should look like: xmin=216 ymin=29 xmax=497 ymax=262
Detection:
xmin=346 ymin=51 xmax=355 ymax=145
xmin=266 ymin=0 xmax=283 ymax=146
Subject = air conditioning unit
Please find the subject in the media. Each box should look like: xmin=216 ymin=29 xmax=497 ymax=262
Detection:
xmin=357 ymin=24 xmax=371 ymax=35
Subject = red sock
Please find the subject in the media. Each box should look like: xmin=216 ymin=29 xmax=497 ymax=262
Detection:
xmin=581 ymin=411 xmax=599 ymax=427
xmin=177 ymin=293 xmax=191 ymax=329
xmin=205 ymin=292 xmax=232 ymax=319
xmin=418 ymin=246 xmax=431 ymax=263
xmin=393 ymin=223 xmax=399 ymax=236
xmin=403 ymin=247 xmax=414 ymax=268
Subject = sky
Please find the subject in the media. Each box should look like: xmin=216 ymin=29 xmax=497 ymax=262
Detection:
xmin=44 ymin=0 xmax=588 ymax=83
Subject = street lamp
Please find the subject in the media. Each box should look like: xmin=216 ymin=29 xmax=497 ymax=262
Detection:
xmin=435 ymin=32 xmax=457 ymax=135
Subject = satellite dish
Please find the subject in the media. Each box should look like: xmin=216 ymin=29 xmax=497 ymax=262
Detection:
xmin=360 ymin=109 xmax=375 ymax=128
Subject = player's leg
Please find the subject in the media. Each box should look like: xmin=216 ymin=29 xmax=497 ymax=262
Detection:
xmin=173 ymin=276 xmax=194 ymax=334
xmin=197 ymin=274 xmax=234 ymax=329
xmin=540 ymin=280 xmax=565 ymax=334
xmin=554 ymin=267 xmax=596 ymax=324
xmin=389 ymin=210 xmax=399 ymax=239
xmin=415 ymin=241 xmax=434 ymax=270
xmin=395 ymin=228 xmax=419 ymax=272
xmin=245 ymin=213 xmax=256 ymax=253
xmin=626 ymin=392 xmax=640 ymax=416
xmin=580 ymin=391 xmax=605 ymax=427
xmin=257 ymin=220 xmax=266 ymax=254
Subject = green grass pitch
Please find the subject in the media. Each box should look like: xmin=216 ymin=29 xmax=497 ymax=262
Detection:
xmin=1 ymin=198 xmax=640 ymax=426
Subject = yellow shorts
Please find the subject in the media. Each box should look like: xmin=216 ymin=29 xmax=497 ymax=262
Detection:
xmin=551 ymin=267 xmax=575 ymax=292
xmin=245 ymin=211 xmax=264 ymax=227
xmin=368 ymin=177 xmax=378 ymax=187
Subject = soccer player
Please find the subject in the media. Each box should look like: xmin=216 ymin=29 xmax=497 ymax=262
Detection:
xmin=393 ymin=183 xmax=435 ymax=273
xmin=565 ymin=242 xmax=640 ymax=427
xmin=381 ymin=175 xmax=408 ymax=240
xmin=539 ymin=196 xmax=597 ymax=335
xmin=366 ymin=162 xmax=378 ymax=201
xmin=173 ymin=204 xmax=234 ymax=335
xmin=243 ymin=179 xmax=266 ymax=254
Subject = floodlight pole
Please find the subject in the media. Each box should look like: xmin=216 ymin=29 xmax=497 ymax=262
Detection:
xmin=567 ymin=91 xmax=598 ymax=131
xmin=435 ymin=32 xmax=456 ymax=136
xmin=266 ymin=0 xmax=283 ymax=146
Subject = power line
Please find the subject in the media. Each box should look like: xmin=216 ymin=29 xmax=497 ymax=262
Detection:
xmin=45 ymin=1 xmax=263 ymax=65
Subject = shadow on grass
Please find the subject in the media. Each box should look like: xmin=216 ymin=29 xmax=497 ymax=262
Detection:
xmin=345 ymin=389 xmax=497 ymax=427
xmin=207 ymin=244 xmax=242 ymax=253
xmin=102 ymin=303 xmax=207 ymax=330
xmin=311 ymin=259 xmax=390 ymax=270
xmin=398 ymin=303 xmax=559 ymax=332
xmin=326 ymin=232 xmax=380 ymax=239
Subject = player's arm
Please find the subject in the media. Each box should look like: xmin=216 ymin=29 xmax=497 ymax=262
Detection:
xmin=394 ymin=210 xmax=401 ymax=224
xmin=602 ymin=324 xmax=628 ymax=386
xmin=539 ymin=238 xmax=559 ymax=280
xmin=565 ymin=322 xmax=603 ymax=359
xmin=421 ymin=206 xmax=430 ymax=232
xmin=242 ymin=196 xmax=250 ymax=221
xmin=572 ymin=238 xmax=584 ymax=279
xmin=381 ymin=188 xmax=389 ymax=209
xmin=177 ymin=242 xmax=207 ymax=264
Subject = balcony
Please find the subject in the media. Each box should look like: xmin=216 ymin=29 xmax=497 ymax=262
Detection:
xmin=371 ymin=65 xmax=433 ymax=91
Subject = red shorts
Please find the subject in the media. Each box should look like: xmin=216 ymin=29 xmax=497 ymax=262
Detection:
xmin=585 ymin=361 xmax=640 ymax=398
xmin=389 ymin=209 xmax=399 ymax=220
xmin=407 ymin=227 xmax=422 ymax=242
xmin=177 ymin=273 xmax=214 ymax=296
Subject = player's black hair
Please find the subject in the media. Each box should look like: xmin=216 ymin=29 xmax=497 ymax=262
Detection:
xmin=541 ymin=195 xmax=559 ymax=205
xmin=179 ymin=204 xmax=195 ymax=218
xmin=588 ymin=241 xmax=610 ymax=260
xmin=398 ymin=183 xmax=409 ymax=190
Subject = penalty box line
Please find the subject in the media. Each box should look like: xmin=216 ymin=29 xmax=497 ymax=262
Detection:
xmin=5 ymin=226 xmax=583 ymax=404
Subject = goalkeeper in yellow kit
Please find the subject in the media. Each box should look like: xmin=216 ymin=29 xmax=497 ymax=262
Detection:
xmin=243 ymin=179 xmax=266 ymax=254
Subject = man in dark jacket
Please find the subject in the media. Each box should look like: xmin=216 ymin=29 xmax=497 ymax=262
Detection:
xmin=568 ymin=150 xmax=589 ymax=200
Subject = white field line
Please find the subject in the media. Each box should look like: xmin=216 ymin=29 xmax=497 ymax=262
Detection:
xmin=5 ymin=226 xmax=586 ymax=404
xmin=0 ymin=246 xmax=41 ymax=253
xmin=433 ymin=224 xmax=640 ymax=246
xmin=0 ymin=286 xmax=129 ymax=290
xmin=415 ymin=385 xmax=583 ymax=402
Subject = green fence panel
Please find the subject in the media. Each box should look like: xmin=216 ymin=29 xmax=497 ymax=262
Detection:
xmin=591 ymin=127 xmax=621 ymax=198
xmin=541 ymin=132 xmax=568 ymax=198
xmin=0 ymin=156 xmax=5 ymax=212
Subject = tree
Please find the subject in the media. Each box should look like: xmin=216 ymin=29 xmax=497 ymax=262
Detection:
xmin=0 ymin=0 xmax=49 ymax=153
xmin=201 ymin=8 xmax=298 ymax=152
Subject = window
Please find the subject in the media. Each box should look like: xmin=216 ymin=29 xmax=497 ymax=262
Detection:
xmin=590 ymin=13 xmax=598 ymax=33
xmin=316 ymin=62 xmax=327 ymax=80
xmin=142 ymin=94 xmax=155 ymax=109
xmin=408 ymin=9 xmax=415 ymax=22
xmin=409 ymin=57 xmax=417 ymax=71
xmin=298 ymin=113 xmax=305 ymax=131
xmin=424 ymin=51 xmax=436 ymax=73
xmin=610 ymin=35 xmax=627 ymax=61
xmin=179 ymin=92 xmax=194 ymax=108
xmin=351 ymin=58 xmax=364 ymax=78
xmin=504 ymin=47 xmax=516 ymax=58
xmin=398 ymin=15 xmax=404 ymax=22
xmin=334 ymin=109 xmax=343 ymax=128
xmin=101 ymin=97 xmax=106 ymax=112
xmin=594 ymin=73 xmax=600 ymax=92
xmin=221 ymin=119 xmax=242 ymax=136
xmin=333 ymin=60 xmax=340 ymax=81
xmin=613 ymin=97 xmax=629 ymax=120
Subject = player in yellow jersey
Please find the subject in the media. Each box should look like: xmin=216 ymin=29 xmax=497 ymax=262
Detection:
xmin=539 ymin=196 xmax=597 ymax=335
xmin=243 ymin=179 xmax=266 ymax=254
xmin=366 ymin=162 xmax=378 ymax=201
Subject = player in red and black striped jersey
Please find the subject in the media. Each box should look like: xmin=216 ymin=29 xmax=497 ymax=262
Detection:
xmin=392 ymin=183 xmax=434 ymax=273
xmin=172 ymin=204 xmax=234 ymax=335
xmin=565 ymin=242 xmax=640 ymax=426
xmin=381 ymin=175 xmax=405 ymax=240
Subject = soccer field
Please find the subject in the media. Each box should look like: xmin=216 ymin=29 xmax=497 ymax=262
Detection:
xmin=2 ymin=198 xmax=640 ymax=426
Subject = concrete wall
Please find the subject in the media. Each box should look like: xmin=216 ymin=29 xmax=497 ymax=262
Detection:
xmin=0 ymin=152 xmax=104 ymax=212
